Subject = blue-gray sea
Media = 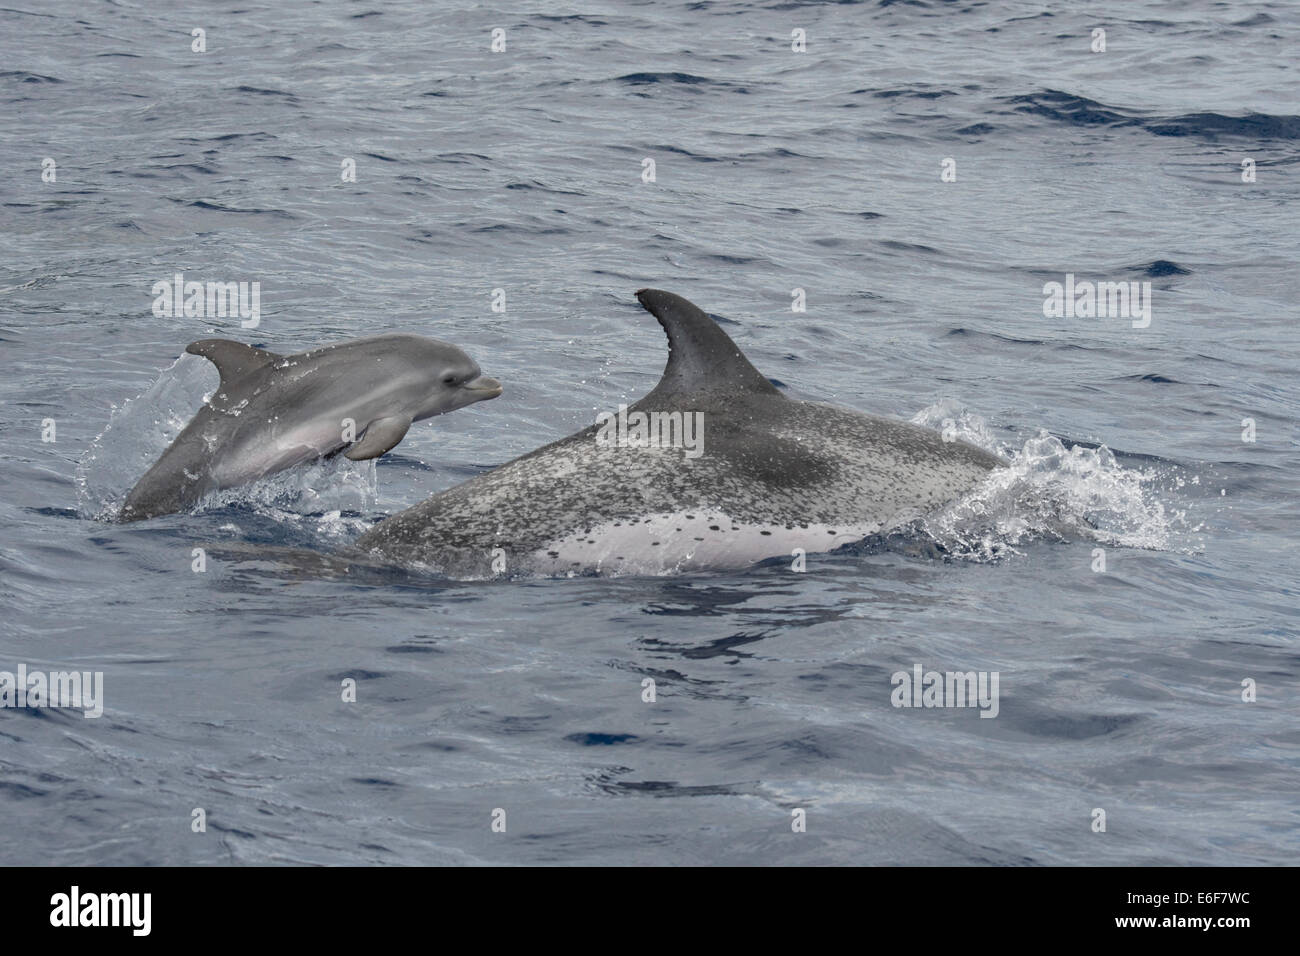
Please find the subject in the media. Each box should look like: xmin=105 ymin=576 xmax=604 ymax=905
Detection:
xmin=1 ymin=0 xmax=1297 ymax=866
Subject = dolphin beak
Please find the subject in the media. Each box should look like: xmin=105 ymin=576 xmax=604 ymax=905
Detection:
xmin=464 ymin=375 xmax=503 ymax=399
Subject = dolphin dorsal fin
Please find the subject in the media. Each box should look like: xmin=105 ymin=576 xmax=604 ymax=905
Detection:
xmin=185 ymin=339 xmax=282 ymax=386
xmin=635 ymin=288 xmax=779 ymax=400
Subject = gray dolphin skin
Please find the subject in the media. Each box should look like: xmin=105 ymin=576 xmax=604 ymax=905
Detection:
xmin=119 ymin=334 xmax=502 ymax=521
xmin=354 ymin=289 xmax=1003 ymax=576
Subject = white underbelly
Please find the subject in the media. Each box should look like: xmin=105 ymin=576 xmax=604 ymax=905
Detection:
xmin=527 ymin=510 xmax=883 ymax=575
xmin=210 ymin=421 xmax=342 ymax=486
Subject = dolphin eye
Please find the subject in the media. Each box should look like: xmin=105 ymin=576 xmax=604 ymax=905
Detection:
xmin=443 ymin=374 xmax=457 ymax=385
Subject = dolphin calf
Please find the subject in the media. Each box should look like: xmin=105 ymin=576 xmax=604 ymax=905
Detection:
xmin=119 ymin=334 xmax=502 ymax=521
xmin=354 ymin=289 xmax=1003 ymax=576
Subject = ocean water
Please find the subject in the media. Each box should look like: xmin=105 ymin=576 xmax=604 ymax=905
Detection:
xmin=1 ymin=0 xmax=1297 ymax=865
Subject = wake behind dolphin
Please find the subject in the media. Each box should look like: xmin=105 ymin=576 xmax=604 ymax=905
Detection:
xmin=119 ymin=334 xmax=502 ymax=521
xmin=355 ymin=289 xmax=1004 ymax=575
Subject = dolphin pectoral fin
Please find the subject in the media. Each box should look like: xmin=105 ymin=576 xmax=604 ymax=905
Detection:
xmin=186 ymin=339 xmax=283 ymax=386
xmin=344 ymin=415 xmax=413 ymax=461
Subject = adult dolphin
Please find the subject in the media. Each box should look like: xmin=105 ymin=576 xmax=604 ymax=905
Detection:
xmin=354 ymin=290 xmax=1003 ymax=576
xmin=119 ymin=334 xmax=502 ymax=521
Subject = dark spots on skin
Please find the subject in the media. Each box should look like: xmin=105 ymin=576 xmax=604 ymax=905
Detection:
xmin=651 ymin=541 xmax=660 ymax=546
xmin=760 ymin=530 xmax=772 ymax=536
xmin=547 ymin=551 xmax=559 ymax=557
xmin=693 ymin=537 xmax=704 ymax=541
xmin=709 ymin=525 xmax=720 ymax=531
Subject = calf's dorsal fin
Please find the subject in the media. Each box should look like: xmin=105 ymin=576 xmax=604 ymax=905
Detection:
xmin=186 ymin=339 xmax=282 ymax=386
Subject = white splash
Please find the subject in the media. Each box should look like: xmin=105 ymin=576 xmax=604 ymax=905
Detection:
xmin=910 ymin=400 xmax=1196 ymax=561
xmin=75 ymin=354 xmax=216 ymax=519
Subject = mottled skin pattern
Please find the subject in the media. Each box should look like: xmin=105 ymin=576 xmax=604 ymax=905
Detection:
xmin=119 ymin=334 xmax=500 ymax=521
xmin=357 ymin=290 xmax=1003 ymax=576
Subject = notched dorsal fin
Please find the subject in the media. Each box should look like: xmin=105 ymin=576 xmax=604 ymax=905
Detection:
xmin=186 ymin=339 xmax=282 ymax=386
xmin=635 ymin=288 xmax=779 ymax=399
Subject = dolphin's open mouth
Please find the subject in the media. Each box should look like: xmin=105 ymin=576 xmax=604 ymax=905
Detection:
xmin=464 ymin=375 xmax=503 ymax=398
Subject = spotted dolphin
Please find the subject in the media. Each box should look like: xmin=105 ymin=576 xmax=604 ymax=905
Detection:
xmin=119 ymin=334 xmax=502 ymax=521
xmin=353 ymin=289 xmax=1001 ymax=576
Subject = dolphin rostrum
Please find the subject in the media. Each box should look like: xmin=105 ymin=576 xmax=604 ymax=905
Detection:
xmin=354 ymin=290 xmax=1002 ymax=575
xmin=119 ymin=334 xmax=502 ymax=521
